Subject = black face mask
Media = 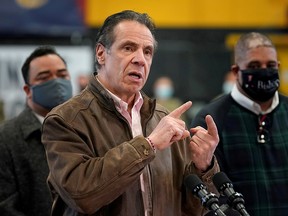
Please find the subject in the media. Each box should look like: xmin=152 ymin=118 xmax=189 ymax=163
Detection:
xmin=240 ymin=68 xmax=280 ymax=102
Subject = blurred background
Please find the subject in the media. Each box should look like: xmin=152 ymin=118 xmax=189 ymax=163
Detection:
xmin=1 ymin=0 xmax=288 ymax=123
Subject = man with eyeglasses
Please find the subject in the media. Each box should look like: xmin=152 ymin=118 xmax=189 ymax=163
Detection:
xmin=191 ymin=32 xmax=288 ymax=215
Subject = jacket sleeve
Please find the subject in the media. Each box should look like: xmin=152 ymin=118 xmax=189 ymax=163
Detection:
xmin=42 ymin=114 xmax=156 ymax=214
xmin=0 ymin=133 xmax=26 ymax=216
xmin=182 ymin=156 xmax=220 ymax=216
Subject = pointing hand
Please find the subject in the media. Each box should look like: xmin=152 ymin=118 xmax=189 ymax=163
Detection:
xmin=147 ymin=101 xmax=192 ymax=150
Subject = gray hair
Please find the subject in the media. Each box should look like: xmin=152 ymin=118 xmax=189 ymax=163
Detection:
xmin=234 ymin=32 xmax=276 ymax=64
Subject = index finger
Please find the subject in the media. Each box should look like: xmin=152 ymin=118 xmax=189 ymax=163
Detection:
xmin=169 ymin=101 xmax=192 ymax=119
xmin=205 ymin=115 xmax=218 ymax=137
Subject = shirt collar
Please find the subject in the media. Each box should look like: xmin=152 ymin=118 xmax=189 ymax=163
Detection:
xmin=96 ymin=76 xmax=143 ymax=113
xmin=110 ymin=90 xmax=143 ymax=114
xmin=33 ymin=111 xmax=44 ymax=124
xmin=231 ymin=84 xmax=279 ymax=115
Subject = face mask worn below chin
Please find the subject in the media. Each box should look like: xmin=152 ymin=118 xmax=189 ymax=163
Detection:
xmin=32 ymin=78 xmax=73 ymax=110
xmin=240 ymin=68 xmax=280 ymax=102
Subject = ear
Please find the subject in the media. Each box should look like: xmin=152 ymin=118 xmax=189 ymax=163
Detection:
xmin=95 ymin=43 xmax=106 ymax=65
xmin=23 ymin=84 xmax=32 ymax=99
xmin=231 ymin=64 xmax=239 ymax=76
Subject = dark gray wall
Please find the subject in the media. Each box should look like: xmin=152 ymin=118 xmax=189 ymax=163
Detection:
xmin=143 ymin=29 xmax=232 ymax=103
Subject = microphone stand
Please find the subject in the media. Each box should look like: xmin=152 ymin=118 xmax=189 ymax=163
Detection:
xmin=205 ymin=204 xmax=242 ymax=216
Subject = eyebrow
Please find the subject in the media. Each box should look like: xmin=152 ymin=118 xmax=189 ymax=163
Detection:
xmin=122 ymin=40 xmax=154 ymax=50
xmin=247 ymin=60 xmax=277 ymax=65
xmin=56 ymin=69 xmax=68 ymax=73
xmin=35 ymin=70 xmax=50 ymax=76
xmin=35 ymin=68 xmax=68 ymax=77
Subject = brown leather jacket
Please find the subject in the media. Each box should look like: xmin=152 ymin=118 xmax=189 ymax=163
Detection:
xmin=42 ymin=75 xmax=219 ymax=216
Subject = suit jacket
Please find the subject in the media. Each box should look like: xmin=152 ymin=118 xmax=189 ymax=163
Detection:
xmin=0 ymin=106 xmax=52 ymax=216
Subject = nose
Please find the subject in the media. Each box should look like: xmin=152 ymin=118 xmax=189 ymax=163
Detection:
xmin=48 ymin=75 xmax=59 ymax=81
xmin=52 ymin=74 xmax=59 ymax=79
xmin=131 ymin=49 xmax=145 ymax=66
xmin=261 ymin=64 xmax=268 ymax=69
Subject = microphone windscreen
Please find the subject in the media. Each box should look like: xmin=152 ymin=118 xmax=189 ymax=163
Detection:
xmin=212 ymin=172 xmax=232 ymax=191
xmin=184 ymin=174 xmax=202 ymax=192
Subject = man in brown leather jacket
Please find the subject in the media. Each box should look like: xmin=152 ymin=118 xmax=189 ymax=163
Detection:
xmin=42 ymin=10 xmax=220 ymax=216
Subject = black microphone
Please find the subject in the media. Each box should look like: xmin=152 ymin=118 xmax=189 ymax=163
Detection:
xmin=184 ymin=174 xmax=226 ymax=216
xmin=212 ymin=172 xmax=250 ymax=216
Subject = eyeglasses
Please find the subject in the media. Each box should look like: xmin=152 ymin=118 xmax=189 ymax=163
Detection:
xmin=257 ymin=115 xmax=270 ymax=144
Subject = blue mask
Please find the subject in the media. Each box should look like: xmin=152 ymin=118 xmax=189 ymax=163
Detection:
xmin=155 ymin=85 xmax=174 ymax=100
xmin=222 ymin=81 xmax=235 ymax=94
xmin=32 ymin=78 xmax=73 ymax=110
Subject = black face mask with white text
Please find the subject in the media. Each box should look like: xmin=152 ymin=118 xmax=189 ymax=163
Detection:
xmin=240 ymin=68 xmax=280 ymax=102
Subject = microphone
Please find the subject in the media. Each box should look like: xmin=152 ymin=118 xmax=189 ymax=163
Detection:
xmin=184 ymin=174 xmax=226 ymax=216
xmin=212 ymin=172 xmax=250 ymax=216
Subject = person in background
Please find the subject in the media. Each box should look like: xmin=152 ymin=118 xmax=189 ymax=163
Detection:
xmin=153 ymin=76 xmax=187 ymax=122
xmin=213 ymin=70 xmax=237 ymax=101
xmin=77 ymin=73 xmax=90 ymax=92
xmin=191 ymin=32 xmax=288 ymax=215
xmin=222 ymin=71 xmax=236 ymax=94
xmin=42 ymin=10 xmax=220 ymax=216
xmin=0 ymin=46 xmax=73 ymax=216
xmin=153 ymin=76 xmax=182 ymax=111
